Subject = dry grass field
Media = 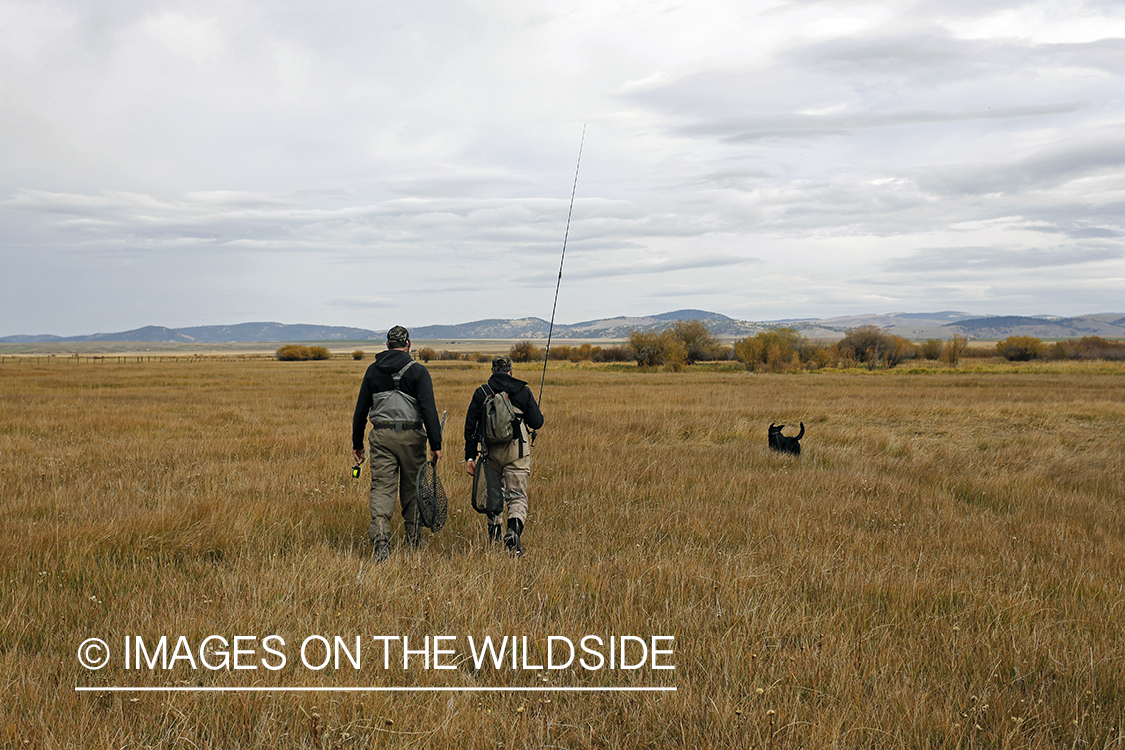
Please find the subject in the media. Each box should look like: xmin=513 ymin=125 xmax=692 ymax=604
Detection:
xmin=2 ymin=358 xmax=1123 ymax=749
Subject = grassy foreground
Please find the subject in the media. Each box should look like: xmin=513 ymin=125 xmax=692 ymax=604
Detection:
xmin=2 ymin=359 xmax=1123 ymax=748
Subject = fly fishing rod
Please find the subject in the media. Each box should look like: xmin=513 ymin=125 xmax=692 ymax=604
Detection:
xmin=537 ymin=124 xmax=585 ymax=408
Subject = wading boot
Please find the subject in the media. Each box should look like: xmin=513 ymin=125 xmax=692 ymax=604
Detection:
xmin=372 ymin=540 xmax=390 ymax=563
xmin=488 ymin=524 xmax=503 ymax=545
xmin=503 ymin=518 xmax=524 ymax=557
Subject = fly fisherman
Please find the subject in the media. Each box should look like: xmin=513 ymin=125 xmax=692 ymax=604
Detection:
xmin=464 ymin=355 xmax=544 ymax=555
xmin=352 ymin=325 xmax=442 ymax=562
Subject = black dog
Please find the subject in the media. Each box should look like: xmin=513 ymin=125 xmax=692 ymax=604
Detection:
xmin=768 ymin=423 xmax=804 ymax=456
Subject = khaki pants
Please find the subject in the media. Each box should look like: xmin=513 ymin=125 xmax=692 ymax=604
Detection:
xmin=484 ymin=433 xmax=531 ymax=527
xmin=367 ymin=427 xmax=426 ymax=544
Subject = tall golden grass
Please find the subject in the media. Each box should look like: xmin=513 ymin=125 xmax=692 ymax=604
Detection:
xmin=2 ymin=359 xmax=1123 ymax=748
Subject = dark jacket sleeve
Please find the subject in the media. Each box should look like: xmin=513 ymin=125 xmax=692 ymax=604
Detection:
xmin=511 ymin=385 xmax=544 ymax=430
xmin=352 ymin=365 xmax=375 ymax=451
xmin=409 ymin=365 xmax=443 ymax=452
xmin=464 ymin=386 xmax=485 ymax=461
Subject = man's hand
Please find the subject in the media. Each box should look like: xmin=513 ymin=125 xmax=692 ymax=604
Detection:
xmin=353 ymin=449 xmax=365 ymax=464
xmin=431 ymin=449 xmax=443 ymax=465
xmin=465 ymin=459 xmax=475 ymax=476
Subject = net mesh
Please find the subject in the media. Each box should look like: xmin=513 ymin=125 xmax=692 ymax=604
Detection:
xmin=470 ymin=458 xmax=503 ymax=516
xmin=416 ymin=460 xmax=448 ymax=532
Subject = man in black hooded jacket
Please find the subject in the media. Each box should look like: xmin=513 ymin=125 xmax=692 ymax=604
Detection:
xmin=352 ymin=325 xmax=442 ymax=561
xmin=464 ymin=354 xmax=543 ymax=555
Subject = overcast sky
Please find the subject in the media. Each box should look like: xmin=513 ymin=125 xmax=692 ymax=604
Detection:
xmin=2 ymin=0 xmax=1123 ymax=335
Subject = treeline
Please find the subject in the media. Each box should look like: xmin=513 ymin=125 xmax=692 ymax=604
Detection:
xmin=730 ymin=325 xmax=960 ymax=371
xmin=502 ymin=322 xmax=946 ymax=371
xmin=995 ymin=335 xmax=1125 ymax=362
xmin=729 ymin=328 xmax=1125 ymax=370
xmin=622 ymin=322 xmax=950 ymax=371
xmin=728 ymin=328 xmax=1125 ymax=370
xmin=498 ymin=320 xmax=1125 ymax=372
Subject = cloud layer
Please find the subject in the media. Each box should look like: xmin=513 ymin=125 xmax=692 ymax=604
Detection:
xmin=2 ymin=0 xmax=1123 ymax=334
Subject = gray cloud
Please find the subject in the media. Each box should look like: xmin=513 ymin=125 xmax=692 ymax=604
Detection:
xmin=1021 ymin=223 xmax=1123 ymax=239
xmin=325 ymin=295 xmax=400 ymax=310
xmin=674 ymin=103 xmax=1085 ymax=143
xmin=917 ymin=139 xmax=1125 ymax=196
xmin=538 ymin=253 xmax=761 ymax=284
xmin=882 ymin=245 xmax=1124 ymax=273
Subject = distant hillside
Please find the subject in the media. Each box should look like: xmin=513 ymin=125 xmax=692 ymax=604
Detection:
xmin=411 ymin=318 xmax=552 ymax=340
xmin=0 ymin=323 xmax=380 ymax=345
xmin=945 ymin=314 xmax=1125 ymax=339
xmin=4 ymin=310 xmax=1124 ymax=345
xmin=174 ymin=322 xmax=377 ymax=343
xmin=649 ymin=309 xmax=734 ymax=322
xmin=36 ymin=326 xmax=197 ymax=344
xmin=6 ymin=312 xmax=748 ymax=344
xmin=753 ymin=312 xmax=985 ymax=340
xmin=409 ymin=310 xmax=751 ymax=340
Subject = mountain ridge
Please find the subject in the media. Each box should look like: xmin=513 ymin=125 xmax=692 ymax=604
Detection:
xmin=4 ymin=311 xmax=1125 ymax=344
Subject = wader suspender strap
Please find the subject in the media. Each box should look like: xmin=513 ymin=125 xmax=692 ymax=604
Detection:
xmin=391 ymin=361 xmax=414 ymax=433
xmin=392 ymin=361 xmax=414 ymax=388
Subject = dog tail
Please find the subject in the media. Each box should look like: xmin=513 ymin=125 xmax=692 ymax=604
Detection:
xmin=796 ymin=422 xmax=804 ymax=439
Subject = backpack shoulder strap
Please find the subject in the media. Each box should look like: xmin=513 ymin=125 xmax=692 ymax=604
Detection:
xmin=480 ymin=383 xmax=494 ymax=397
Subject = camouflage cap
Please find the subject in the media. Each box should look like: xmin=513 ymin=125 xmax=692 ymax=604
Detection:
xmin=386 ymin=325 xmax=410 ymax=348
xmin=492 ymin=354 xmax=513 ymax=372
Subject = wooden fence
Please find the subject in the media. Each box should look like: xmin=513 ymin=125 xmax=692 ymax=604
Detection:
xmin=0 ymin=354 xmax=277 ymax=365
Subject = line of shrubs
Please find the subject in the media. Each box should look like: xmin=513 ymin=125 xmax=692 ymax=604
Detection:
xmin=504 ymin=322 xmax=959 ymax=372
xmin=614 ymin=320 xmax=1125 ymax=371
xmin=730 ymin=325 xmax=958 ymax=371
xmin=282 ymin=326 xmax=1123 ymax=368
xmin=731 ymin=328 xmax=1125 ymax=370
xmin=727 ymin=329 xmax=1124 ymax=370
xmin=509 ymin=340 xmax=632 ymax=364
xmin=415 ymin=348 xmax=494 ymax=364
xmin=621 ymin=322 xmax=944 ymax=371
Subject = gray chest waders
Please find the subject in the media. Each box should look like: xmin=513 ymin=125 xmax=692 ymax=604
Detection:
xmin=367 ymin=361 xmax=422 ymax=432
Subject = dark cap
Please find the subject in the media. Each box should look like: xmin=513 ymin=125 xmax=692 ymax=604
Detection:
xmin=386 ymin=325 xmax=410 ymax=348
xmin=492 ymin=354 xmax=513 ymax=372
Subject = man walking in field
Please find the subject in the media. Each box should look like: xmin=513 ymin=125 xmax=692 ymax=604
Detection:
xmin=464 ymin=354 xmax=544 ymax=556
xmin=352 ymin=326 xmax=442 ymax=562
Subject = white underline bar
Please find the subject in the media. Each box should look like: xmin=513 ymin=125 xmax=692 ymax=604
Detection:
xmin=76 ymin=686 xmax=676 ymax=693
